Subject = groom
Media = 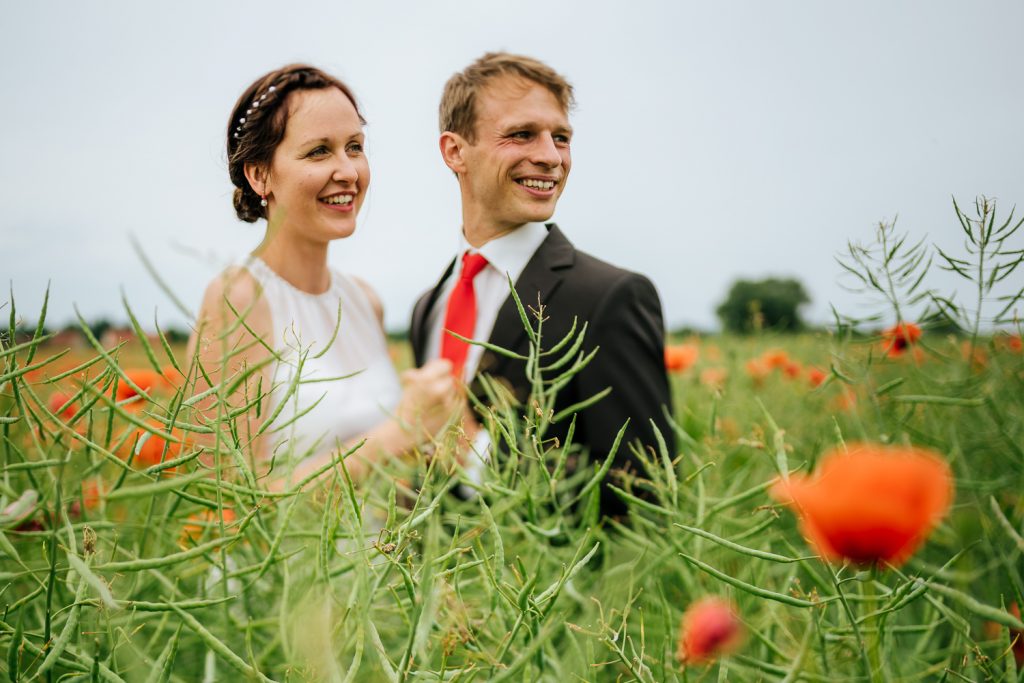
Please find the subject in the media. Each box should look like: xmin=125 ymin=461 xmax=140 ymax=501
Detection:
xmin=410 ymin=52 xmax=673 ymax=516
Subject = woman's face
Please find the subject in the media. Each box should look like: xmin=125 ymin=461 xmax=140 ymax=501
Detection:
xmin=262 ymin=87 xmax=369 ymax=243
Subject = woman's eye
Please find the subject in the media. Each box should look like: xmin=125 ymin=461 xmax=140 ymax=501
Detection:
xmin=347 ymin=142 xmax=364 ymax=154
xmin=307 ymin=145 xmax=330 ymax=158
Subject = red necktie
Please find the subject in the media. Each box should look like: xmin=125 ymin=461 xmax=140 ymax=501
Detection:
xmin=440 ymin=251 xmax=489 ymax=377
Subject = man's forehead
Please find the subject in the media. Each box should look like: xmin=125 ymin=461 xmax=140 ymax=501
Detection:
xmin=481 ymin=74 xmax=539 ymax=99
xmin=476 ymin=76 xmax=570 ymax=124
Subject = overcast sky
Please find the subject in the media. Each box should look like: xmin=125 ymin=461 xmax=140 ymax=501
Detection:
xmin=2 ymin=1 xmax=1022 ymax=334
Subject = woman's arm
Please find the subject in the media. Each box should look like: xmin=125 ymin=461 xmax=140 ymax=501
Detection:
xmin=185 ymin=266 xmax=275 ymax=465
xmin=185 ymin=268 xmax=462 ymax=490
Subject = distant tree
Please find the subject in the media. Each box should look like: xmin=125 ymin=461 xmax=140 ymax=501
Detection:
xmin=89 ymin=319 xmax=113 ymax=341
xmin=716 ymin=277 xmax=810 ymax=333
xmin=162 ymin=327 xmax=191 ymax=344
xmin=13 ymin=321 xmax=50 ymax=343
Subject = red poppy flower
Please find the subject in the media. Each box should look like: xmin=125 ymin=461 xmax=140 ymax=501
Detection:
xmin=114 ymin=368 xmax=171 ymax=404
xmin=699 ymin=367 xmax=728 ymax=389
xmin=806 ymin=367 xmax=827 ymax=388
xmin=676 ymin=597 xmax=743 ymax=664
xmin=771 ymin=443 xmax=953 ymax=567
xmin=744 ymin=358 xmax=770 ymax=386
xmin=47 ymin=391 xmax=78 ymax=421
xmin=81 ymin=477 xmax=106 ymax=511
xmin=121 ymin=420 xmax=184 ymax=468
xmin=761 ymin=349 xmax=790 ymax=370
xmin=782 ymin=360 xmax=802 ymax=380
xmin=665 ymin=344 xmax=699 ymax=373
xmin=985 ymin=603 xmax=1024 ymax=666
xmin=179 ymin=508 xmax=238 ymax=548
xmin=881 ymin=322 xmax=922 ymax=358
xmin=994 ymin=334 xmax=1022 ymax=354
xmin=1009 ymin=603 xmax=1024 ymax=665
xmin=960 ymin=341 xmax=988 ymax=371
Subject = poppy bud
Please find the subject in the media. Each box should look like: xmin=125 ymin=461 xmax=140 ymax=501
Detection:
xmin=676 ymin=597 xmax=743 ymax=664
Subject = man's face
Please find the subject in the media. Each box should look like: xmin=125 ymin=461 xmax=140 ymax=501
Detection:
xmin=457 ymin=76 xmax=572 ymax=235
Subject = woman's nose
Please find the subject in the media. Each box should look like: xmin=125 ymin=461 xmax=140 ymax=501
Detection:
xmin=333 ymin=155 xmax=358 ymax=183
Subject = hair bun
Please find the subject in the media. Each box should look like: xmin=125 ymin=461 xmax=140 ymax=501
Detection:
xmin=233 ymin=187 xmax=262 ymax=223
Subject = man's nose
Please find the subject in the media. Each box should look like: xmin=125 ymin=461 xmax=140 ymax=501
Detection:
xmin=530 ymin=133 xmax=563 ymax=168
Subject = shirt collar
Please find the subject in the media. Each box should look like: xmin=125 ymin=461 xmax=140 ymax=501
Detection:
xmin=456 ymin=222 xmax=549 ymax=279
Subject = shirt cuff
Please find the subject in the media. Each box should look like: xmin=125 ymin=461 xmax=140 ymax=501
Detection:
xmin=458 ymin=429 xmax=492 ymax=498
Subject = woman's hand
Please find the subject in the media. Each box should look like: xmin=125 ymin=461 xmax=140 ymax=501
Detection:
xmin=396 ymin=359 xmax=461 ymax=441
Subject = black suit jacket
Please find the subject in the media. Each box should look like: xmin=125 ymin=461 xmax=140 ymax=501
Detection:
xmin=410 ymin=224 xmax=674 ymax=516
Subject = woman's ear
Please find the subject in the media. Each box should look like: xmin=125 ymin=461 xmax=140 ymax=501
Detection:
xmin=439 ymin=132 xmax=468 ymax=174
xmin=243 ymin=162 xmax=270 ymax=197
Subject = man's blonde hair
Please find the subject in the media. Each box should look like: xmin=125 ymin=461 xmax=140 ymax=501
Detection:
xmin=439 ymin=52 xmax=575 ymax=143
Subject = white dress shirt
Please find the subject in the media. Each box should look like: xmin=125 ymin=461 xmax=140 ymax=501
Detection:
xmin=424 ymin=222 xmax=550 ymax=382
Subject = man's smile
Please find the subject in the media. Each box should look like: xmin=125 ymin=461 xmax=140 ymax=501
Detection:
xmin=515 ymin=176 xmax=559 ymax=196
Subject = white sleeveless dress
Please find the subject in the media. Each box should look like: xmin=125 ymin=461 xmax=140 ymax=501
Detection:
xmin=244 ymin=257 xmax=402 ymax=458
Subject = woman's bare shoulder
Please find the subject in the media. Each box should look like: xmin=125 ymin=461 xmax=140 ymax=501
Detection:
xmin=200 ymin=265 xmax=257 ymax=305
xmin=349 ymin=275 xmax=385 ymax=328
xmin=197 ymin=265 xmax=271 ymax=331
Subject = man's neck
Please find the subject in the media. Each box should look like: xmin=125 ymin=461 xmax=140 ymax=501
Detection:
xmin=462 ymin=220 xmax=526 ymax=249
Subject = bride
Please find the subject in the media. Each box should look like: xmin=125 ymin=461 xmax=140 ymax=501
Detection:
xmin=186 ymin=64 xmax=461 ymax=485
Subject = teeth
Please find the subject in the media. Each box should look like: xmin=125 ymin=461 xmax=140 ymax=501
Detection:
xmin=519 ymin=179 xmax=555 ymax=190
xmin=322 ymin=195 xmax=353 ymax=205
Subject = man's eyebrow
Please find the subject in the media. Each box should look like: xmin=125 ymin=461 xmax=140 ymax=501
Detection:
xmin=500 ymin=122 xmax=574 ymax=134
xmin=500 ymin=121 xmax=536 ymax=131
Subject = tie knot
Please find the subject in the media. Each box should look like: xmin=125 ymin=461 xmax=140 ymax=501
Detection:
xmin=459 ymin=252 xmax=488 ymax=281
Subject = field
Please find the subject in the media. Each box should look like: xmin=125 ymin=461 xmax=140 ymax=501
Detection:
xmin=2 ymin=215 xmax=1024 ymax=681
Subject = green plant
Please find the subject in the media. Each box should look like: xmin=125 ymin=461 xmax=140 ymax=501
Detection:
xmin=1 ymin=196 xmax=1023 ymax=680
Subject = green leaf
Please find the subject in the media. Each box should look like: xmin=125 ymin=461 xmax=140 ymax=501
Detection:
xmin=679 ymin=552 xmax=827 ymax=608
xmin=67 ymin=553 xmax=118 ymax=609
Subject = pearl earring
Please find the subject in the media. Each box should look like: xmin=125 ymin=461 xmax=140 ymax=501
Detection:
xmin=260 ymin=195 xmax=268 ymax=208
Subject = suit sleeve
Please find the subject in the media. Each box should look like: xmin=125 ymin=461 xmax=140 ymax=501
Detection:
xmin=409 ymin=290 xmax=431 ymax=368
xmin=572 ymin=272 xmax=674 ymax=516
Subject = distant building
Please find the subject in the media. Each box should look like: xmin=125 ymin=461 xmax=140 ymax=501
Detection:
xmin=50 ymin=328 xmax=87 ymax=350
xmin=100 ymin=327 xmax=136 ymax=348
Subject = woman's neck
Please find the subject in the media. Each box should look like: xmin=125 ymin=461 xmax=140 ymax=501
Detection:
xmin=253 ymin=231 xmax=331 ymax=295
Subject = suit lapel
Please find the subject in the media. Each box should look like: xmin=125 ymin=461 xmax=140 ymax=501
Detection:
xmin=411 ymin=257 xmax=456 ymax=366
xmin=484 ymin=224 xmax=575 ymax=375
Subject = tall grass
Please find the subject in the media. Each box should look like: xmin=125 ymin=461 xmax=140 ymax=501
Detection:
xmin=1 ymin=196 xmax=1023 ymax=681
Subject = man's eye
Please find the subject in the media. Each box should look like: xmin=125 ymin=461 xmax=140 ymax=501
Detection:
xmin=511 ymin=131 xmax=531 ymax=140
xmin=554 ymin=134 xmax=571 ymax=145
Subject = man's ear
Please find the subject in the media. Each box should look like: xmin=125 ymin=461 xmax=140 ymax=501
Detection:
xmin=243 ymin=162 xmax=270 ymax=197
xmin=439 ymin=132 xmax=468 ymax=174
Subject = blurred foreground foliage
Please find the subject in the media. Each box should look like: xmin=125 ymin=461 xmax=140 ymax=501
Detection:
xmin=1 ymin=195 xmax=1023 ymax=681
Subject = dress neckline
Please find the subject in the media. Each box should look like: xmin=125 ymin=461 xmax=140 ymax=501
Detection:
xmin=250 ymin=256 xmax=336 ymax=299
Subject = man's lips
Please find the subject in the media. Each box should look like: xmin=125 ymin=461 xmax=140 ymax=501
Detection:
xmin=515 ymin=177 xmax=559 ymax=196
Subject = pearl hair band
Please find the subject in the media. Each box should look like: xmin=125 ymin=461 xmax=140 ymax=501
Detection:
xmin=233 ymin=85 xmax=277 ymax=139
